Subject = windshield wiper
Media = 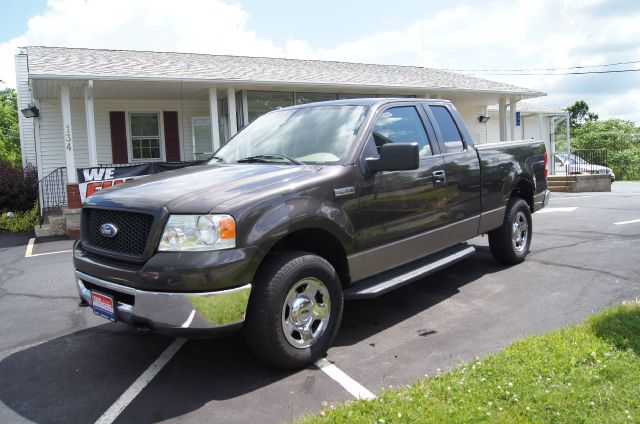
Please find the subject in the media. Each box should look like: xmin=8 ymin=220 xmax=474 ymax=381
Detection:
xmin=207 ymin=155 xmax=225 ymax=163
xmin=237 ymin=154 xmax=304 ymax=165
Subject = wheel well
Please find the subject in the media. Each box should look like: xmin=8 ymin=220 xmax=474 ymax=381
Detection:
xmin=511 ymin=180 xmax=534 ymax=211
xmin=266 ymin=229 xmax=350 ymax=286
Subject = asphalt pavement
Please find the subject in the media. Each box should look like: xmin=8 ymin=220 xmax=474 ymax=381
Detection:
xmin=1 ymin=182 xmax=639 ymax=423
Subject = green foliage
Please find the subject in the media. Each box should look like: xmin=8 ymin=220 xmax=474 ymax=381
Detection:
xmin=0 ymin=88 xmax=21 ymax=166
xmin=0 ymin=161 xmax=38 ymax=212
xmin=571 ymin=120 xmax=640 ymax=180
xmin=0 ymin=201 xmax=39 ymax=232
xmin=567 ymin=100 xmax=599 ymax=129
xmin=302 ymin=301 xmax=640 ymax=424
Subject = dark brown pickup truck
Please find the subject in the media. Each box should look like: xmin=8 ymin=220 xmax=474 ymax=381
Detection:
xmin=74 ymin=98 xmax=549 ymax=368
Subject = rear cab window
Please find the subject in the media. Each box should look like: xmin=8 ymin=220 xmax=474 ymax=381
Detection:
xmin=428 ymin=105 xmax=465 ymax=153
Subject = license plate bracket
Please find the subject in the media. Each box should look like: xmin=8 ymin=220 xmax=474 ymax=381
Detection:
xmin=91 ymin=291 xmax=116 ymax=322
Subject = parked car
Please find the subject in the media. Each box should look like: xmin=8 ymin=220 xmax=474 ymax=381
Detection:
xmin=554 ymin=153 xmax=615 ymax=181
xmin=74 ymin=98 xmax=549 ymax=369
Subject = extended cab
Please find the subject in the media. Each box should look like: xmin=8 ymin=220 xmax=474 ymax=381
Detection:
xmin=74 ymin=99 xmax=550 ymax=368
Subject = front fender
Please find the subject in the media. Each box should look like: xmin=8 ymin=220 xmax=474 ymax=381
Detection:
xmin=244 ymin=194 xmax=355 ymax=255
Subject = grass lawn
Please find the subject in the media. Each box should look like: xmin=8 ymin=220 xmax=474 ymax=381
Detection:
xmin=303 ymin=301 xmax=640 ymax=423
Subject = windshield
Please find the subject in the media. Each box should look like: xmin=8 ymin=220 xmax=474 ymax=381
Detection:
xmin=210 ymin=105 xmax=367 ymax=165
xmin=557 ymin=154 xmax=582 ymax=164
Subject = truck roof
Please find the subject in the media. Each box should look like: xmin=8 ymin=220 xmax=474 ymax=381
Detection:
xmin=285 ymin=97 xmax=449 ymax=109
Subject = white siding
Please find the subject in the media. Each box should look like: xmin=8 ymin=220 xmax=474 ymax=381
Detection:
xmin=487 ymin=111 xmax=500 ymax=143
xmin=37 ymin=99 xmax=65 ymax=177
xmin=14 ymin=53 xmax=37 ymax=168
xmin=455 ymin=104 xmax=488 ymax=144
xmin=92 ymin=100 xmax=210 ymax=164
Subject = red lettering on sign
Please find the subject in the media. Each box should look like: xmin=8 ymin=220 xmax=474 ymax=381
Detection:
xmin=85 ymin=182 xmax=103 ymax=197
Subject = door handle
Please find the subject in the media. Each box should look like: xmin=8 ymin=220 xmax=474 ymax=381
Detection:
xmin=433 ymin=170 xmax=446 ymax=185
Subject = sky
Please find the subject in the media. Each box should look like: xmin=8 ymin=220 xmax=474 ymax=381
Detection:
xmin=1 ymin=0 xmax=639 ymax=123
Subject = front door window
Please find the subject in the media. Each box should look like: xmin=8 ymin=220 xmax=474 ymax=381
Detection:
xmin=192 ymin=117 xmax=213 ymax=160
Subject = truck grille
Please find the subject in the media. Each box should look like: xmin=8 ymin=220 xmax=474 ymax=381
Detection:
xmin=83 ymin=208 xmax=155 ymax=260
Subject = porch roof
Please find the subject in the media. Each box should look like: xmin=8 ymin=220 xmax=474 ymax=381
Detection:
xmin=24 ymin=46 xmax=546 ymax=101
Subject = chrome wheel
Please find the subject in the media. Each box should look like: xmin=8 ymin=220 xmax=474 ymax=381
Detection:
xmin=281 ymin=277 xmax=331 ymax=349
xmin=511 ymin=211 xmax=529 ymax=252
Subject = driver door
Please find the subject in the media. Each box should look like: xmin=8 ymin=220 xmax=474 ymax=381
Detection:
xmin=350 ymin=104 xmax=448 ymax=281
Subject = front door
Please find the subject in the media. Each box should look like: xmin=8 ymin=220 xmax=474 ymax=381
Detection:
xmin=192 ymin=117 xmax=213 ymax=160
xmin=350 ymin=104 xmax=448 ymax=281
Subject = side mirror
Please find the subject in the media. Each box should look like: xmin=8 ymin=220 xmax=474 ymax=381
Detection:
xmin=366 ymin=143 xmax=419 ymax=173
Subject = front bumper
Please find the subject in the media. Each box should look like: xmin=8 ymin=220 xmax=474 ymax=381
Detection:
xmin=76 ymin=270 xmax=251 ymax=337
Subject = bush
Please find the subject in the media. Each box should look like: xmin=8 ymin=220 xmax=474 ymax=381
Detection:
xmin=0 ymin=161 xmax=38 ymax=212
xmin=570 ymin=119 xmax=640 ymax=181
xmin=0 ymin=202 xmax=39 ymax=232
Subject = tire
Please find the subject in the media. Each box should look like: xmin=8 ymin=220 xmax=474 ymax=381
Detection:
xmin=243 ymin=251 xmax=343 ymax=369
xmin=488 ymin=198 xmax=532 ymax=265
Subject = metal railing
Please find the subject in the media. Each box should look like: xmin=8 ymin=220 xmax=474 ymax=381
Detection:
xmin=563 ymin=149 xmax=609 ymax=176
xmin=35 ymin=167 xmax=67 ymax=215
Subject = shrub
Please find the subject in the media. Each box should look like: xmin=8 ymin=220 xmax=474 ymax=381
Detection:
xmin=0 ymin=161 xmax=38 ymax=212
xmin=570 ymin=119 xmax=640 ymax=181
xmin=0 ymin=202 xmax=40 ymax=232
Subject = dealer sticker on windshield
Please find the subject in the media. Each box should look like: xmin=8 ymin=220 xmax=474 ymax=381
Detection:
xmin=91 ymin=291 xmax=116 ymax=322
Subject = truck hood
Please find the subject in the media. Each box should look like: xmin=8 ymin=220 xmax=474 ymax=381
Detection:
xmin=84 ymin=163 xmax=321 ymax=214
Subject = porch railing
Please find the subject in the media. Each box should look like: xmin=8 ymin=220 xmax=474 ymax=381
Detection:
xmin=565 ymin=149 xmax=609 ymax=175
xmin=35 ymin=167 xmax=67 ymax=215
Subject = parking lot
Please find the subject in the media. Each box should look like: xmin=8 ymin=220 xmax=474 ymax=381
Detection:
xmin=1 ymin=182 xmax=639 ymax=424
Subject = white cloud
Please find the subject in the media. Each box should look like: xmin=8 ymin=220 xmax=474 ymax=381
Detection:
xmin=2 ymin=0 xmax=639 ymax=123
xmin=0 ymin=0 xmax=286 ymax=86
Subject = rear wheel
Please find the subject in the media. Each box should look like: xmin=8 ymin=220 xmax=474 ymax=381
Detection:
xmin=244 ymin=251 xmax=343 ymax=369
xmin=489 ymin=198 xmax=532 ymax=264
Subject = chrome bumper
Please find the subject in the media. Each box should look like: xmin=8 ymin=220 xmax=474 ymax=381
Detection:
xmin=76 ymin=270 xmax=251 ymax=336
xmin=533 ymin=189 xmax=551 ymax=212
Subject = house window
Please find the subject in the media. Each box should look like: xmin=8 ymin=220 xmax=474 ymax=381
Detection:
xmin=246 ymin=91 xmax=294 ymax=123
xmin=130 ymin=112 xmax=161 ymax=160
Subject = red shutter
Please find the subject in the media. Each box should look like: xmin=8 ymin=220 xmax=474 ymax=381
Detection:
xmin=109 ymin=111 xmax=128 ymax=164
xmin=163 ymin=111 xmax=181 ymax=162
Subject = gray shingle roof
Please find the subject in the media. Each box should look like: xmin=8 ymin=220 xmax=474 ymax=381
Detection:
xmin=25 ymin=46 xmax=543 ymax=96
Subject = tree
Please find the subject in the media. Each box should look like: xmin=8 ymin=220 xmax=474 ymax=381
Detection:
xmin=566 ymin=100 xmax=598 ymax=129
xmin=571 ymin=119 xmax=640 ymax=181
xmin=0 ymin=88 xmax=21 ymax=166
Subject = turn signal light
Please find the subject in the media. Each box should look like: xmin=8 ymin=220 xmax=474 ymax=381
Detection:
xmin=218 ymin=216 xmax=236 ymax=240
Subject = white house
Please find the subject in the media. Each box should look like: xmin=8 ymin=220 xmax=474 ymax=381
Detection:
xmin=15 ymin=46 xmax=549 ymax=211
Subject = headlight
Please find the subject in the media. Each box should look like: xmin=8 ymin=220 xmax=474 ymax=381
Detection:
xmin=158 ymin=214 xmax=236 ymax=251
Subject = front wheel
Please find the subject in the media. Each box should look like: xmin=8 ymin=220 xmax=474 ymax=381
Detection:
xmin=489 ymin=198 xmax=532 ymax=265
xmin=243 ymin=251 xmax=343 ymax=369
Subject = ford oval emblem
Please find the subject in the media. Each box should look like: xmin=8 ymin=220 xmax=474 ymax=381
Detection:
xmin=100 ymin=223 xmax=118 ymax=238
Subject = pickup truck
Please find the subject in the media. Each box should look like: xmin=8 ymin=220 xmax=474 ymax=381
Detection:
xmin=74 ymin=98 xmax=549 ymax=369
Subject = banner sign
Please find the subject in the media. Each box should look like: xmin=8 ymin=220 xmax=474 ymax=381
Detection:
xmin=76 ymin=162 xmax=199 ymax=203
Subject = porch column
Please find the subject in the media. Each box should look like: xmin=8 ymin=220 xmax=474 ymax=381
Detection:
xmin=566 ymin=112 xmax=571 ymax=155
xmin=227 ymin=88 xmax=238 ymax=136
xmin=498 ymin=97 xmax=507 ymax=141
xmin=84 ymin=80 xmax=98 ymax=167
xmin=60 ymin=84 xmax=77 ymax=183
xmin=540 ymin=113 xmax=552 ymax=174
xmin=242 ymin=90 xmax=249 ymax=128
xmin=209 ymin=87 xmax=221 ymax=151
xmin=509 ymin=98 xmax=518 ymax=141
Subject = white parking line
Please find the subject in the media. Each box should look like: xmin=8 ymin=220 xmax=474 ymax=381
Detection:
xmin=537 ymin=207 xmax=578 ymax=214
xmin=95 ymin=338 xmax=187 ymax=424
xmin=24 ymin=238 xmax=35 ymax=257
xmin=613 ymin=218 xmax=640 ymax=226
xmin=552 ymin=195 xmax=596 ymax=200
xmin=315 ymin=358 xmax=376 ymax=400
xmin=180 ymin=310 xmax=196 ymax=328
xmin=24 ymin=238 xmax=73 ymax=257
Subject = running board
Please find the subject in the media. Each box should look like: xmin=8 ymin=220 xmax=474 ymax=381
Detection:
xmin=344 ymin=243 xmax=476 ymax=300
